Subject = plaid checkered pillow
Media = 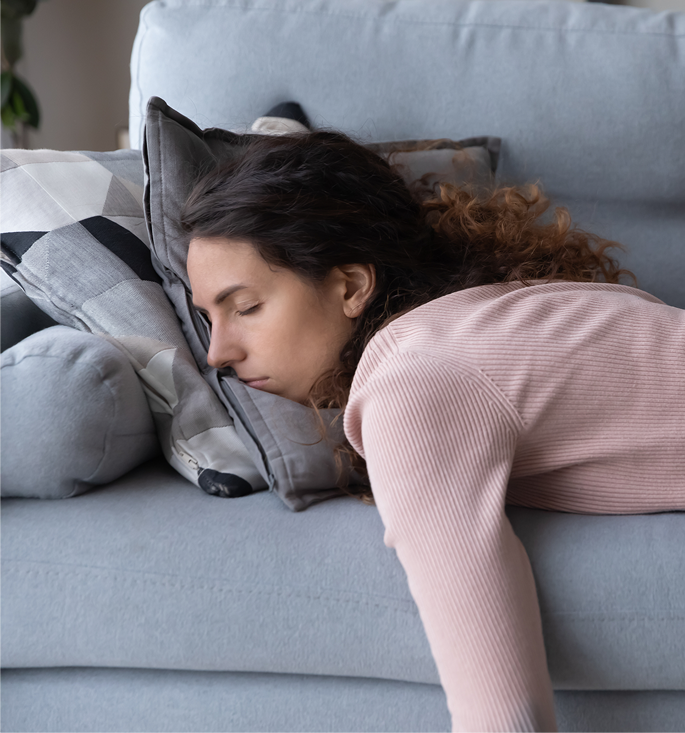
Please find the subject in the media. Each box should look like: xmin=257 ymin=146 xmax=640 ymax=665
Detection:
xmin=1 ymin=148 xmax=267 ymax=498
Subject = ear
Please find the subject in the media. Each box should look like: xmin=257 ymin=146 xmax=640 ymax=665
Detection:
xmin=337 ymin=263 xmax=376 ymax=318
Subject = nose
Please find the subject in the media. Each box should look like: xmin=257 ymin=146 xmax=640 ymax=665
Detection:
xmin=206 ymin=324 xmax=244 ymax=371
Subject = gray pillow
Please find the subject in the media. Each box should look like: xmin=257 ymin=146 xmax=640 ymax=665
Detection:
xmin=1 ymin=326 xmax=160 ymax=499
xmin=365 ymin=137 xmax=500 ymax=200
xmin=142 ymin=96 xmax=501 ymax=510
xmin=0 ymin=147 xmax=267 ymax=500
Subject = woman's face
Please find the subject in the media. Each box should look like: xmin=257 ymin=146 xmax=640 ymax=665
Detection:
xmin=187 ymin=237 xmax=376 ymax=404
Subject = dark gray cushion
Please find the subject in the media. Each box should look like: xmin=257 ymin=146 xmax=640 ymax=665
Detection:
xmin=1 ymin=326 xmax=160 ymax=499
xmin=142 ymin=96 xmax=501 ymax=510
xmin=0 ymin=270 xmax=57 ymax=352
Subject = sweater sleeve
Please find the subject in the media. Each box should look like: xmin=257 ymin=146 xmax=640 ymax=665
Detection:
xmin=344 ymin=347 xmax=558 ymax=733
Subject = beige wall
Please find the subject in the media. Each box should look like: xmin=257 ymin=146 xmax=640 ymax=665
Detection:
xmin=4 ymin=0 xmax=684 ymax=152
xmin=12 ymin=0 xmax=148 ymax=151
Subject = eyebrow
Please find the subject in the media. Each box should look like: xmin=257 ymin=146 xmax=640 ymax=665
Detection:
xmin=193 ymin=284 xmax=250 ymax=313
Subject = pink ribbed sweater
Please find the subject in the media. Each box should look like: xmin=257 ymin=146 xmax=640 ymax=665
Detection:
xmin=343 ymin=279 xmax=685 ymax=733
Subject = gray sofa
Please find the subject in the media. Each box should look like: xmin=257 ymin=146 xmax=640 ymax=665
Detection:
xmin=2 ymin=1 xmax=685 ymax=731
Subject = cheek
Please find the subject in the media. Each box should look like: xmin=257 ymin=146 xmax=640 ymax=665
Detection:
xmin=299 ymin=308 xmax=348 ymax=367
xmin=266 ymin=301 xmax=323 ymax=365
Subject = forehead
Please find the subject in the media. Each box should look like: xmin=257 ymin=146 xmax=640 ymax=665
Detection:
xmin=186 ymin=236 xmax=315 ymax=308
xmin=187 ymin=237 xmax=272 ymax=304
xmin=188 ymin=236 xmax=277 ymax=288
xmin=188 ymin=236 xmax=263 ymax=273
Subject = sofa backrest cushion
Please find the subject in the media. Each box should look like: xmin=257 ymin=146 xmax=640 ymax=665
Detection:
xmin=130 ymin=0 xmax=685 ymax=308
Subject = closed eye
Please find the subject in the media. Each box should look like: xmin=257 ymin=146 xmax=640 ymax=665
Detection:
xmin=237 ymin=304 xmax=260 ymax=316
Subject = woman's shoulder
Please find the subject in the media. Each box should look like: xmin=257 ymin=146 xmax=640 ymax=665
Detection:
xmin=348 ymin=283 xmax=503 ymax=396
xmin=381 ymin=279 xmax=668 ymax=343
xmin=404 ymin=278 xmax=666 ymax=320
xmin=353 ymin=279 xmax=675 ymax=392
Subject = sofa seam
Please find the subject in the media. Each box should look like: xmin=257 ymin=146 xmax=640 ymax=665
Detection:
xmin=2 ymin=565 xmax=420 ymax=615
xmin=540 ymin=612 xmax=685 ymax=621
xmin=158 ymin=3 xmax=685 ymax=39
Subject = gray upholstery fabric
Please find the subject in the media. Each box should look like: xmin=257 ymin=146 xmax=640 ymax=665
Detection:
xmin=1 ymin=326 xmax=160 ymax=498
xmin=142 ymin=97 xmax=500 ymax=510
xmin=3 ymin=668 xmax=685 ymax=733
xmin=4 ymin=669 xmax=448 ymax=733
xmin=3 ymin=458 xmax=684 ymax=690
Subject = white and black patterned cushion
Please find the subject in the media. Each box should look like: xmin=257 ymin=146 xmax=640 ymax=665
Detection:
xmin=1 ymin=148 xmax=266 ymax=499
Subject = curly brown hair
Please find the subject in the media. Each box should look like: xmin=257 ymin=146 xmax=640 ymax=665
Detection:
xmin=180 ymin=129 xmax=637 ymax=506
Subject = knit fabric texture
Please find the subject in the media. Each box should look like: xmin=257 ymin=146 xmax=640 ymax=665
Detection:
xmin=343 ymin=279 xmax=685 ymax=732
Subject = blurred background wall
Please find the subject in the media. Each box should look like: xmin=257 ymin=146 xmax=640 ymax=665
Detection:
xmin=4 ymin=0 xmax=147 ymax=151
xmin=2 ymin=0 xmax=684 ymax=153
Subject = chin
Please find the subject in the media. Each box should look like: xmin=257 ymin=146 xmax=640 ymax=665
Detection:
xmin=278 ymin=392 xmax=307 ymax=405
xmin=284 ymin=392 xmax=310 ymax=406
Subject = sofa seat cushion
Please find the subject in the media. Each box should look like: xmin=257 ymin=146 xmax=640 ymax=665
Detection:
xmin=3 ymin=669 xmax=685 ymax=733
xmin=2 ymin=458 xmax=684 ymax=690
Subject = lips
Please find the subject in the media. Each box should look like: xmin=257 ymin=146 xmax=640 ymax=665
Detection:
xmin=239 ymin=377 xmax=269 ymax=389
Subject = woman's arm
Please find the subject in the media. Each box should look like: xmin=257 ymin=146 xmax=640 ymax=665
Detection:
xmin=344 ymin=349 xmax=558 ymax=733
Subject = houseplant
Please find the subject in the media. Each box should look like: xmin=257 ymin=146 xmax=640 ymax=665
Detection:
xmin=1 ymin=0 xmax=43 ymax=147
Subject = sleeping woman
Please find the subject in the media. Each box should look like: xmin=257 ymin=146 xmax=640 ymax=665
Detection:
xmin=180 ymin=129 xmax=685 ymax=733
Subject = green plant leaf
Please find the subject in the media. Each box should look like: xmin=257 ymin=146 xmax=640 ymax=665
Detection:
xmin=11 ymin=88 xmax=28 ymax=119
xmin=1 ymin=101 xmax=17 ymax=130
xmin=1 ymin=1 xmax=40 ymax=20
xmin=11 ymin=73 xmax=39 ymax=128
xmin=1 ymin=70 xmax=12 ymax=108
